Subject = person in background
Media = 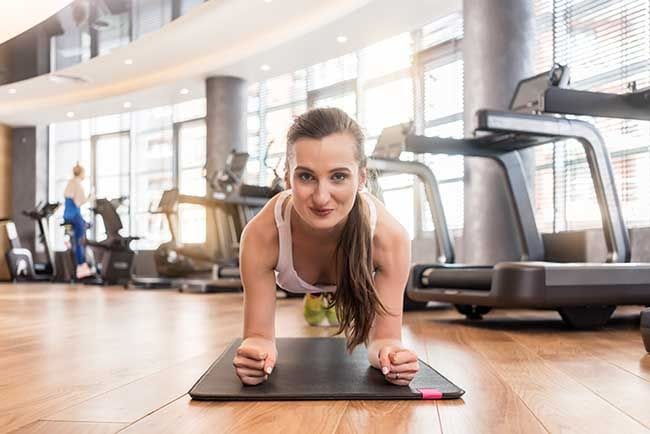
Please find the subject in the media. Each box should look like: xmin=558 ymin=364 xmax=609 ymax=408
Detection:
xmin=63 ymin=163 xmax=94 ymax=279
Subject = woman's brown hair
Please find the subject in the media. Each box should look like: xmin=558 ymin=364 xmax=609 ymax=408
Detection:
xmin=286 ymin=107 xmax=388 ymax=351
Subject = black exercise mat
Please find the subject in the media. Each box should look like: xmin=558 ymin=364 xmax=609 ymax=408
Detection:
xmin=189 ymin=337 xmax=464 ymax=401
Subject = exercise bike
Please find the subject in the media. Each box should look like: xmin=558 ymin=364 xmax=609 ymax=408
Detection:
xmin=62 ymin=197 xmax=139 ymax=286
xmin=2 ymin=202 xmax=60 ymax=282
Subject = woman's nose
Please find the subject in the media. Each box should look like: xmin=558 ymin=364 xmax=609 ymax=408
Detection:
xmin=312 ymin=183 xmax=331 ymax=205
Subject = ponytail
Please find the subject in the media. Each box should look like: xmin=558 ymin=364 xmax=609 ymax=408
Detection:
xmin=331 ymin=193 xmax=388 ymax=352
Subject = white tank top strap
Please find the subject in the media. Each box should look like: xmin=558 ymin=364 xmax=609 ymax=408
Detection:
xmin=362 ymin=191 xmax=378 ymax=236
xmin=273 ymin=190 xmax=292 ymax=226
xmin=273 ymin=190 xmax=293 ymax=271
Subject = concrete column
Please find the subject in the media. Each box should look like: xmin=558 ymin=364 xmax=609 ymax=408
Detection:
xmin=205 ymin=76 xmax=248 ymax=180
xmin=205 ymin=76 xmax=247 ymax=258
xmin=462 ymin=0 xmax=535 ymax=264
xmin=12 ymin=127 xmax=49 ymax=255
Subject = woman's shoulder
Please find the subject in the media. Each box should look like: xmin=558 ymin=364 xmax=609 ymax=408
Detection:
xmin=240 ymin=193 xmax=283 ymax=250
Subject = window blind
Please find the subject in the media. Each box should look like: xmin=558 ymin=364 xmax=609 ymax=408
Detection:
xmin=533 ymin=0 xmax=650 ymax=232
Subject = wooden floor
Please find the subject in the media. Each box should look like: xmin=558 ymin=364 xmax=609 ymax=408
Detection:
xmin=1 ymin=284 xmax=649 ymax=434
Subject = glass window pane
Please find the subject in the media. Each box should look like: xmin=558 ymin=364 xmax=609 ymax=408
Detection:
xmin=313 ymin=92 xmax=356 ymax=118
xmin=360 ymin=33 xmax=412 ymax=81
xmin=173 ymin=98 xmax=206 ymax=123
xmin=383 ymin=187 xmax=414 ymax=240
xmin=179 ymin=120 xmax=206 ymax=196
xmin=179 ymin=204 xmax=206 ymax=243
xmin=424 ymin=60 xmax=463 ymax=120
xmin=265 ymin=72 xmax=307 ymax=108
xmin=308 ymin=54 xmax=357 ymax=90
xmin=363 ymin=77 xmax=414 ymax=137
xmin=96 ymin=12 xmax=131 ymax=55
xmin=133 ymin=0 xmax=172 ymax=37
xmin=132 ymin=107 xmax=174 ymax=246
xmin=265 ymin=105 xmax=305 ymax=155
xmin=93 ymin=132 xmax=130 ymax=239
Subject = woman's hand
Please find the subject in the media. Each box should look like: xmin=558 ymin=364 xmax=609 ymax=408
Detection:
xmin=233 ymin=337 xmax=277 ymax=386
xmin=378 ymin=345 xmax=419 ymax=386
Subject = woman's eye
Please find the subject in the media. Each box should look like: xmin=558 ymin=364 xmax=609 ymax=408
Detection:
xmin=298 ymin=172 xmax=313 ymax=182
xmin=332 ymin=172 xmax=347 ymax=182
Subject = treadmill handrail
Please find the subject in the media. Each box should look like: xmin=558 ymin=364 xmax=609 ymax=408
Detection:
xmin=475 ymin=109 xmax=630 ymax=263
xmin=368 ymin=157 xmax=454 ymax=264
xmin=404 ymin=134 xmax=545 ymax=262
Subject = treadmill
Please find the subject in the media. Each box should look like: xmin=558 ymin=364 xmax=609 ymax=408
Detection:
xmin=397 ymin=65 xmax=650 ymax=327
xmin=130 ymin=188 xmax=243 ymax=292
xmin=131 ymin=152 xmax=280 ymax=293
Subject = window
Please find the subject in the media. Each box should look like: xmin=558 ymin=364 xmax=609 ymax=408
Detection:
xmin=132 ymin=0 xmax=173 ymax=38
xmin=177 ymin=119 xmax=207 ymax=243
xmin=416 ymin=20 xmax=464 ymax=235
xmin=92 ymin=131 xmax=130 ymax=239
xmin=533 ymin=0 xmax=650 ymax=231
xmin=132 ymin=107 xmax=174 ymax=249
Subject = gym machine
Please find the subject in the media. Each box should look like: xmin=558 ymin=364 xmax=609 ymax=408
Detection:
xmin=59 ymin=197 xmax=139 ymax=285
xmin=385 ymin=65 xmax=650 ymax=327
xmin=1 ymin=202 xmax=60 ymax=282
xmin=131 ymin=151 xmax=279 ymax=292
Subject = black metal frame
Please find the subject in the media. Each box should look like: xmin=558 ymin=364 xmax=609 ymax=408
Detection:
xmin=403 ymin=110 xmax=630 ymax=264
xmin=368 ymin=157 xmax=454 ymax=263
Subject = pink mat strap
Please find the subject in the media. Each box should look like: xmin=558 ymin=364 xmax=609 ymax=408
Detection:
xmin=418 ymin=388 xmax=443 ymax=400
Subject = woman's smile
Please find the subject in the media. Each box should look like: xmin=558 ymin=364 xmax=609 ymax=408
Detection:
xmin=310 ymin=207 xmax=334 ymax=217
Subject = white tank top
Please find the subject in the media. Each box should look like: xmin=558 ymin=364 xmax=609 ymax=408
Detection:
xmin=273 ymin=190 xmax=377 ymax=294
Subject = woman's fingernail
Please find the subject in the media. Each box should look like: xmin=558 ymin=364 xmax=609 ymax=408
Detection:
xmin=265 ymin=366 xmax=273 ymax=374
xmin=382 ymin=367 xmax=389 ymax=375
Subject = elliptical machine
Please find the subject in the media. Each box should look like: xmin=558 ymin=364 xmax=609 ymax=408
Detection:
xmin=2 ymin=202 xmax=60 ymax=282
xmin=61 ymin=197 xmax=139 ymax=285
xmin=87 ymin=197 xmax=139 ymax=285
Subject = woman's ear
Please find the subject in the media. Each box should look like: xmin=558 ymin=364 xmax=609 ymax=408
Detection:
xmin=358 ymin=167 xmax=367 ymax=191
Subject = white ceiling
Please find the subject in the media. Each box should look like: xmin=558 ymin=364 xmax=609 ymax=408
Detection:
xmin=0 ymin=0 xmax=74 ymax=45
xmin=0 ymin=0 xmax=460 ymax=127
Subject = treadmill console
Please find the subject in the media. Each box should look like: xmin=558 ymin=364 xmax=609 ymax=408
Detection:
xmin=154 ymin=189 xmax=180 ymax=213
xmin=509 ymin=64 xmax=570 ymax=113
xmin=373 ymin=122 xmax=412 ymax=159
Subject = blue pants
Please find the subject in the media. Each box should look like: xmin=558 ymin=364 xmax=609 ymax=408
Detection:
xmin=63 ymin=198 xmax=87 ymax=266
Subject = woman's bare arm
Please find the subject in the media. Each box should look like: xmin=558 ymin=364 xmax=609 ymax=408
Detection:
xmin=234 ymin=198 xmax=282 ymax=384
xmin=240 ymin=222 xmax=279 ymax=341
xmin=365 ymin=198 xmax=412 ymax=368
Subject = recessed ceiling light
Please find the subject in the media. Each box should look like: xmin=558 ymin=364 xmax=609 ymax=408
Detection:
xmin=180 ymin=88 xmax=190 ymax=95
xmin=123 ymin=101 xmax=132 ymax=109
xmin=124 ymin=58 xmax=133 ymax=65
xmin=66 ymin=111 xmax=75 ymax=118
xmin=336 ymin=35 xmax=348 ymax=43
xmin=260 ymin=64 xmax=271 ymax=71
xmin=264 ymin=0 xmax=272 ymax=3
xmin=8 ymin=88 xmax=16 ymax=94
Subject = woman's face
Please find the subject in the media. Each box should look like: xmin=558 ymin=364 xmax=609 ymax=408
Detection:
xmin=287 ymin=132 xmax=366 ymax=231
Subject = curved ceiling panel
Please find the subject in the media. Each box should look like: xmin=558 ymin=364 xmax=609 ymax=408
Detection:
xmin=0 ymin=0 xmax=459 ymax=127
xmin=0 ymin=0 xmax=74 ymax=45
